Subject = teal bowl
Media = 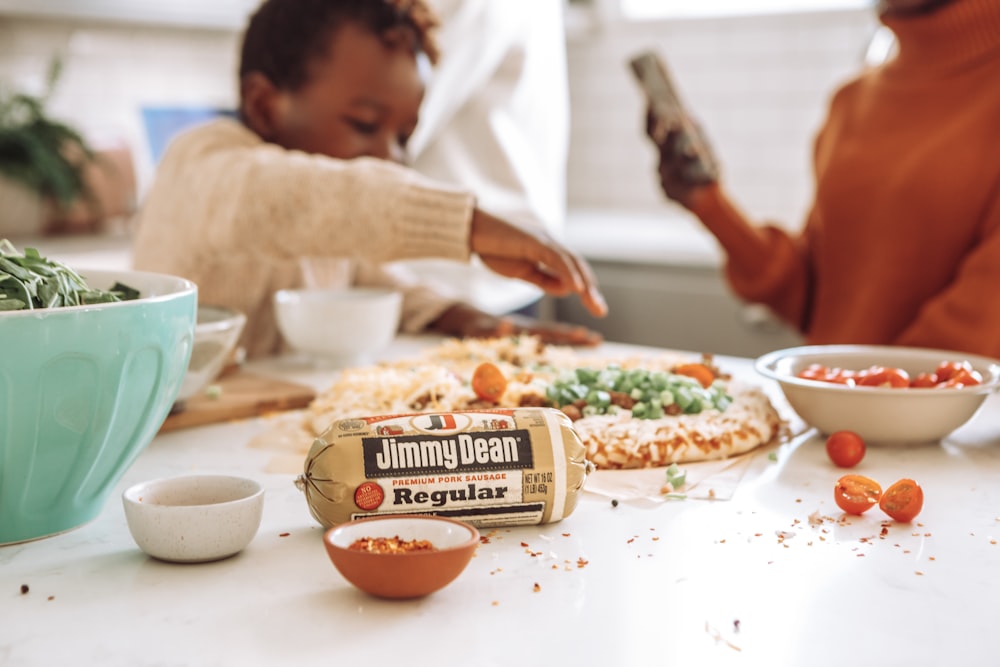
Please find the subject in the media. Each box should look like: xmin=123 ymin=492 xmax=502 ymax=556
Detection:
xmin=0 ymin=269 xmax=197 ymax=544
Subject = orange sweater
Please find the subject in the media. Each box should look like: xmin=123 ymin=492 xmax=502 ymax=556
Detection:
xmin=693 ymin=0 xmax=1000 ymax=358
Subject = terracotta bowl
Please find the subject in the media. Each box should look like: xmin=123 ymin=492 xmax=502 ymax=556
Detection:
xmin=323 ymin=515 xmax=479 ymax=599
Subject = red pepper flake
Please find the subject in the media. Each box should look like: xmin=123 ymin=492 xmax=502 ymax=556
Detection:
xmin=278 ymin=532 xmax=290 ymax=538
xmin=561 ymin=533 xmax=571 ymax=537
xmin=533 ymin=582 xmax=541 ymax=592
xmin=520 ymin=542 xmax=529 ymax=548
xmin=576 ymin=557 xmax=589 ymax=568
xmin=627 ymin=537 xmax=636 ymax=544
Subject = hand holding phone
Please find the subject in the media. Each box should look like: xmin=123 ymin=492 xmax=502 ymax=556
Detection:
xmin=629 ymin=50 xmax=718 ymax=184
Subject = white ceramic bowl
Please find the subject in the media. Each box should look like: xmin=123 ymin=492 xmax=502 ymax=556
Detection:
xmin=174 ymin=305 xmax=246 ymax=403
xmin=122 ymin=474 xmax=264 ymax=563
xmin=323 ymin=515 xmax=479 ymax=599
xmin=755 ymin=345 xmax=1000 ymax=444
xmin=274 ymin=287 xmax=402 ymax=365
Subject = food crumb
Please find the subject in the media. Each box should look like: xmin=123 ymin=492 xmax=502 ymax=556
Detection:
xmin=611 ymin=498 xmax=619 ymax=508
xmin=533 ymin=582 xmax=541 ymax=592
xmin=47 ymin=595 xmax=54 ymax=601
xmin=576 ymin=557 xmax=589 ymax=568
xmin=20 ymin=584 xmax=29 ymax=595
xmin=491 ymin=600 xmax=499 ymax=606
xmin=278 ymin=532 xmax=290 ymax=537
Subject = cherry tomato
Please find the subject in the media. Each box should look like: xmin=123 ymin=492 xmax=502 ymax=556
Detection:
xmin=858 ymin=366 xmax=910 ymax=388
xmin=673 ymin=363 xmax=715 ymax=389
xmin=834 ymin=474 xmax=882 ymax=515
xmin=879 ymin=478 xmax=924 ymax=522
xmin=825 ymin=431 xmax=866 ymax=468
xmin=938 ymin=367 xmax=982 ymax=388
xmin=471 ymin=362 xmax=507 ymax=403
xmin=934 ymin=360 xmax=973 ymax=382
xmin=797 ymin=364 xmax=830 ymax=381
xmin=909 ymin=372 xmax=939 ymax=388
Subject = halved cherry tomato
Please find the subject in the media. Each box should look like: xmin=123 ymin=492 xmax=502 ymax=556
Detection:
xmin=673 ymin=363 xmax=715 ymax=389
xmin=879 ymin=478 xmax=924 ymax=522
xmin=834 ymin=474 xmax=882 ymax=515
xmin=909 ymin=372 xmax=939 ymax=388
xmin=471 ymin=362 xmax=507 ymax=403
xmin=938 ymin=367 xmax=982 ymax=388
xmin=934 ymin=360 xmax=971 ymax=382
xmin=858 ymin=366 xmax=910 ymax=388
xmin=825 ymin=431 xmax=866 ymax=468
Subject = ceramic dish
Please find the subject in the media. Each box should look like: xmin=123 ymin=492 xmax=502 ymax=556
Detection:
xmin=273 ymin=287 xmax=401 ymax=366
xmin=122 ymin=474 xmax=264 ymax=563
xmin=0 ymin=269 xmax=196 ymax=545
xmin=755 ymin=344 xmax=1000 ymax=444
xmin=323 ymin=515 xmax=479 ymax=599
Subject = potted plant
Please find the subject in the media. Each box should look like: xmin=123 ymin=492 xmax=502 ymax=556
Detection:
xmin=0 ymin=57 xmax=99 ymax=237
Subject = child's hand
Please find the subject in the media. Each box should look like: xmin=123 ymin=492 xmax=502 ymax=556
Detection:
xmin=430 ymin=305 xmax=603 ymax=347
xmin=469 ymin=210 xmax=607 ymax=319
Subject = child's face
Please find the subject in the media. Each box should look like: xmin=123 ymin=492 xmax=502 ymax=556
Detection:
xmin=267 ymin=22 xmax=425 ymax=164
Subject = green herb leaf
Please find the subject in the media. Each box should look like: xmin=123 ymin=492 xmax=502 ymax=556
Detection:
xmin=0 ymin=240 xmax=139 ymax=310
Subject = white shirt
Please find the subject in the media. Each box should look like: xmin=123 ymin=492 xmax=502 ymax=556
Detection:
xmin=393 ymin=0 xmax=571 ymax=315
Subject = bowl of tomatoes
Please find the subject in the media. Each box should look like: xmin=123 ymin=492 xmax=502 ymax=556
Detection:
xmin=755 ymin=345 xmax=1000 ymax=444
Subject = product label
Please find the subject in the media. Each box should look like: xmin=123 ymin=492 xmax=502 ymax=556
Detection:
xmin=303 ymin=408 xmax=589 ymax=528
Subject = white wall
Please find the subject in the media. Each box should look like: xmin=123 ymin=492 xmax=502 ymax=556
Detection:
xmin=0 ymin=7 xmax=879 ymax=228
xmin=565 ymin=8 xmax=878 ymax=228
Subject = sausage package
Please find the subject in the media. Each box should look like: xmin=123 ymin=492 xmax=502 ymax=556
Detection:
xmin=297 ymin=408 xmax=592 ymax=528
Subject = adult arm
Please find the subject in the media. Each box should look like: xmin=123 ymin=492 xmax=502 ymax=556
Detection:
xmin=894 ymin=193 xmax=1000 ymax=357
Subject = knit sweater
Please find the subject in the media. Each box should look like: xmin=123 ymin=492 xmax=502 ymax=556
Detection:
xmin=131 ymin=119 xmax=476 ymax=358
xmin=692 ymin=0 xmax=1000 ymax=357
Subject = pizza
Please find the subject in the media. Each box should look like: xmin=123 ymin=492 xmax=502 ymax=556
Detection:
xmin=292 ymin=336 xmax=785 ymax=469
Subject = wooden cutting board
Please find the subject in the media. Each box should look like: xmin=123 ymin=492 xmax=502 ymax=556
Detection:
xmin=160 ymin=371 xmax=316 ymax=433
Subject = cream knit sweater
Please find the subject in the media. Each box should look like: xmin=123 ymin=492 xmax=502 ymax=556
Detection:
xmin=132 ymin=119 xmax=477 ymax=358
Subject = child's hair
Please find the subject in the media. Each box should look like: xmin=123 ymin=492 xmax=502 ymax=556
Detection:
xmin=239 ymin=0 xmax=440 ymax=91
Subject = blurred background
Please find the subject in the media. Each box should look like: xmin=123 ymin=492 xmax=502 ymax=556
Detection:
xmin=0 ymin=0 xmax=883 ymax=356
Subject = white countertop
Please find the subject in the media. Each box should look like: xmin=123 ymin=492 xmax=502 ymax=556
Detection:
xmin=4 ymin=337 xmax=1000 ymax=667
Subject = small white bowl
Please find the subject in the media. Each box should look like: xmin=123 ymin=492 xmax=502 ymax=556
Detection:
xmin=174 ymin=305 xmax=247 ymax=403
xmin=274 ymin=287 xmax=402 ymax=365
xmin=756 ymin=344 xmax=1000 ymax=444
xmin=122 ymin=474 xmax=264 ymax=563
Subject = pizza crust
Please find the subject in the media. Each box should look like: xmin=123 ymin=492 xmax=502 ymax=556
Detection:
xmin=572 ymin=383 xmax=783 ymax=468
xmin=294 ymin=337 xmax=784 ymax=468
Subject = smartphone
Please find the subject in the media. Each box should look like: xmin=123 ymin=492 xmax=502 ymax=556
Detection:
xmin=628 ymin=50 xmax=717 ymax=182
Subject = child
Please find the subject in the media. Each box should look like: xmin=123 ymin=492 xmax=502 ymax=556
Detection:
xmin=131 ymin=0 xmax=605 ymax=359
